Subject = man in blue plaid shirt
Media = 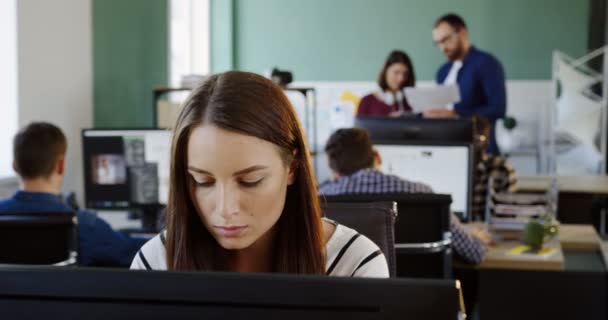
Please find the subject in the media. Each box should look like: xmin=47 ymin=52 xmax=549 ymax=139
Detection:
xmin=319 ymin=128 xmax=489 ymax=264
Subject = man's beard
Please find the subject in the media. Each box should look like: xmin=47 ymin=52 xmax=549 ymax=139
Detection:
xmin=447 ymin=46 xmax=463 ymax=61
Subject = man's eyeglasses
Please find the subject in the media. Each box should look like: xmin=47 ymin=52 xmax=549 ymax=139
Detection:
xmin=434 ymin=32 xmax=459 ymax=47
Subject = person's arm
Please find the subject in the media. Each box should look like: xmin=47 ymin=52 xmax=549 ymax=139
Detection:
xmin=326 ymin=229 xmax=390 ymax=278
xmin=450 ymin=215 xmax=488 ymax=265
xmin=348 ymin=233 xmax=390 ymax=278
xmin=356 ymin=95 xmax=372 ymax=116
xmin=422 ymin=65 xmax=460 ymax=118
xmin=130 ymin=251 xmax=148 ymax=270
xmin=352 ymin=251 xmax=390 ymax=278
xmin=436 ymin=63 xmax=448 ymax=84
xmin=459 ymin=58 xmax=507 ymax=122
xmin=77 ymin=210 xmax=147 ymax=267
xmin=130 ymin=234 xmax=167 ymax=270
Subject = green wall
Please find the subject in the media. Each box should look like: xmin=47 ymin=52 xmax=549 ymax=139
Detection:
xmin=93 ymin=0 xmax=168 ymax=127
xmin=212 ymin=0 xmax=589 ymax=80
xmin=210 ymin=0 xmax=235 ymax=72
xmin=92 ymin=0 xmax=590 ymax=126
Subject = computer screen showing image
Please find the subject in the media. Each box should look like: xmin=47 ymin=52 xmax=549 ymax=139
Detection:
xmin=375 ymin=142 xmax=473 ymax=220
xmin=82 ymin=129 xmax=171 ymax=210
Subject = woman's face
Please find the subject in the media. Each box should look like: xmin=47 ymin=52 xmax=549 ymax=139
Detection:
xmin=187 ymin=124 xmax=295 ymax=251
xmin=385 ymin=62 xmax=408 ymax=92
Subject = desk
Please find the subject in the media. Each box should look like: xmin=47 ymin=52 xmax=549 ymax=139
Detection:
xmin=481 ymin=237 xmax=563 ymax=270
xmin=464 ymin=223 xmax=605 ymax=270
xmin=559 ymin=221 xmax=606 ymax=273
xmin=559 ymin=224 xmax=602 ymax=251
xmin=457 ymin=223 xmax=607 ymax=319
xmin=516 ymin=175 xmax=608 ymax=194
xmin=464 ymin=222 xmax=564 ymax=270
xmin=473 ymin=223 xmax=606 ymax=320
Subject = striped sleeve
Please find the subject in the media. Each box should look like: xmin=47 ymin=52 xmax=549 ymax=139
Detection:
xmin=326 ymin=234 xmax=361 ymax=275
xmin=130 ymin=232 xmax=168 ymax=270
xmin=326 ymin=225 xmax=389 ymax=278
xmin=351 ymin=249 xmax=387 ymax=277
xmin=130 ymin=250 xmax=152 ymax=270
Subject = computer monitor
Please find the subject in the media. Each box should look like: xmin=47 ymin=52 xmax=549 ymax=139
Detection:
xmin=0 ymin=267 xmax=461 ymax=319
xmin=82 ymin=129 xmax=172 ymax=229
xmin=374 ymin=142 xmax=473 ymax=220
xmin=355 ymin=116 xmax=475 ymax=144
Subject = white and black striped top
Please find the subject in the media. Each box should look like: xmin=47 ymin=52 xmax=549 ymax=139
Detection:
xmin=131 ymin=219 xmax=389 ymax=278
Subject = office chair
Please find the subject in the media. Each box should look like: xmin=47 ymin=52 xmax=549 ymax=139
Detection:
xmin=320 ymin=193 xmax=453 ymax=278
xmin=320 ymin=201 xmax=397 ymax=277
xmin=0 ymin=212 xmax=78 ymax=265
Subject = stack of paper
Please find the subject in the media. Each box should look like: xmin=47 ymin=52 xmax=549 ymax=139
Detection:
xmin=487 ymin=191 xmax=554 ymax=233
xmin=403 ymin=84 xmax=460 ymax=113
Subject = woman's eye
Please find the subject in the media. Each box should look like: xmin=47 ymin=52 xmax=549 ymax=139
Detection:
xmin=239 ymin=178 xmax=263 ymax=188
xmin=195 ymin=180 xmax=214 ymax=187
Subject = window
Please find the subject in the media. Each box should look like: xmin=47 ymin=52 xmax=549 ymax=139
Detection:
xmin=169 ymin=0 xmax=210 ymax=87
xmin=0 ymin=0 xmax=18 ymax=179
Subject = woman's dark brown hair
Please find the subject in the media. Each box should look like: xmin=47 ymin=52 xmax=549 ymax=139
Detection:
xmin=165 ymin=71 xmax=325 ymax=274
xmin=377 ymin=50 xmax=416 ymax=91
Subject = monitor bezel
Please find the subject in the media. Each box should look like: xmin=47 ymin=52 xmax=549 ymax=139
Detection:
xmin=81 ymin=128 xmax=172 ymax=211
xmin=0 ymin=266 xmax=460 ymax=319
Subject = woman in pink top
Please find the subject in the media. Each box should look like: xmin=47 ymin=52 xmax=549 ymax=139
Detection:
xmin=357 ymin=50 xmax=416 ymax=117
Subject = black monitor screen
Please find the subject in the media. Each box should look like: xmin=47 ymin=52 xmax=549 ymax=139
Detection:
xmin=82 ymin=129 xmax=171 ymax=209
xmin=0 ymin=267 xmax=461 ymax=320
xmin=355 ymin=116 xmax=474 ymax=144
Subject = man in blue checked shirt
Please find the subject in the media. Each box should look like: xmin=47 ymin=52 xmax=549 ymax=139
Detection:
xmin=318 ymin=128 xmax=490 ymax=264
xmin=0 ymin=122 xmax=147 ymax=267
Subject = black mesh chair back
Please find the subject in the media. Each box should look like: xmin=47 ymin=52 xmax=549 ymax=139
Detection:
xmin=320 ymin=193 xmax=452 ymax=278
xmin=0 ymin=212 xmax=77 ymax=265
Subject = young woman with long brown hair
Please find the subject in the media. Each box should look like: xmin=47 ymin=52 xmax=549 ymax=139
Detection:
xmin=131 ymin=71 xmax=388 ymax=277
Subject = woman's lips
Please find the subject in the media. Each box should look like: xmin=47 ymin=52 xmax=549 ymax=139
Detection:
xmin=214 ymin=225 xmax=248 ymax=237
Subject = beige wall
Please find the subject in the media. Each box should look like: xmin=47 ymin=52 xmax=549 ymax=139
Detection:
xmin=16 ymin=0 xmax=93 ymax=203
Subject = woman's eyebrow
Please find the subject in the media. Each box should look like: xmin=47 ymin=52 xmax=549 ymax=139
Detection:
xmin=187 ymin=166 xmax=212 ymax=175
xmin=233 ymin=165 xmax=268 ymax=176
xmin=187 ymin=165 xmax=268 ymax=176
